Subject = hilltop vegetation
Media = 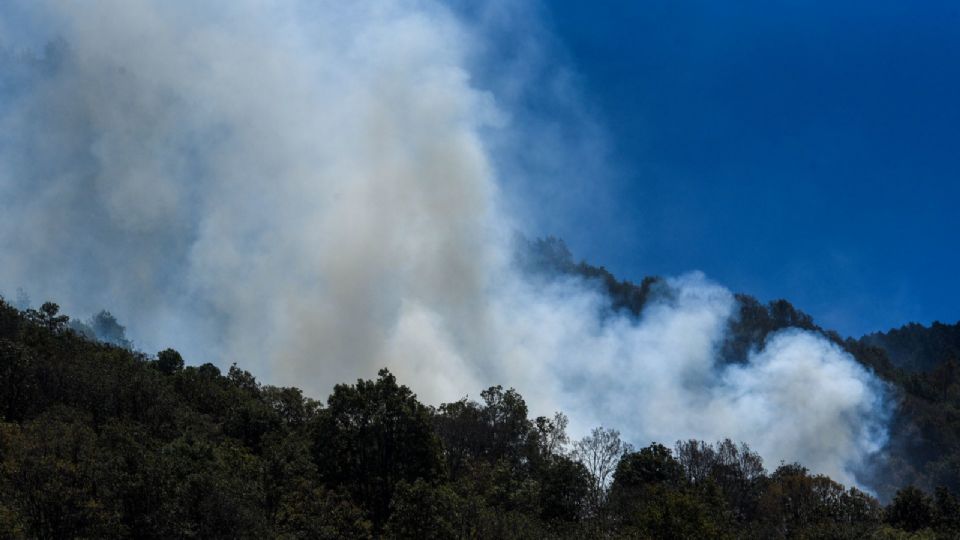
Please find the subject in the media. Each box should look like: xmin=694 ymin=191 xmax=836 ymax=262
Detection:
xmin=523 ymin=237 xmax=960 ymax=502
xmin=1 ymin=292 xmax=959 ymax=538
xmin=862 ymin=322 xmax=960 ymax=373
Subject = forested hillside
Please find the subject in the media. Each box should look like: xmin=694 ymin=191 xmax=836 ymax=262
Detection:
xmin=521 ymin=237 xmax=960 ymax=503
xmin=862 ymin=322 xmax=960 ymax=373
xmin=1 ymin=287 xmax=959 ymax=537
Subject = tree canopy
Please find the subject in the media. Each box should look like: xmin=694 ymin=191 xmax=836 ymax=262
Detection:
xmin=0 ymin=292 xmax=958 ymax=538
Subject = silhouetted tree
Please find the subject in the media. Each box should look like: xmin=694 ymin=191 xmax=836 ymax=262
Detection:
xmin=89 ymin=310 xmax=131 ymax=348
xmin=314 ymin=369 xmax=443 ymax=530
xmin=26 ymin=302 xmax=69 ymax=332
xmin=885 ymin=485 xmax=934 ymax=532
xmin=156 ymin=348 xmax=184 ymax=374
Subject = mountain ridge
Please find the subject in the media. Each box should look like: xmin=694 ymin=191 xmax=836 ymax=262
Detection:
xmin=1 ymin=240 xmax=958 ymax=536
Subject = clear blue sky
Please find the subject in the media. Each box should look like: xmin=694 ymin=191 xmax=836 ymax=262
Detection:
xmin=539 ymin=0 xmax=960 ymax=337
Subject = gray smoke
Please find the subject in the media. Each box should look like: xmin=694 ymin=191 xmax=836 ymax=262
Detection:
xmin=0 ymin=0 xmax=888 ymax=488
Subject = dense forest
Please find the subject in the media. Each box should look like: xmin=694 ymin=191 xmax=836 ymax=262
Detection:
xmin=2 ymin=243 xmax=960 ymax=538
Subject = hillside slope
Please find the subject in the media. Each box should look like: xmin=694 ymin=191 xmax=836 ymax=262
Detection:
xmin=1 ymin=287 xmax=960 ymax=536
xmin=520 ymin=237 xmax=960 ymax=502
xmin=862 ymin=322 xmax=960 ymax=373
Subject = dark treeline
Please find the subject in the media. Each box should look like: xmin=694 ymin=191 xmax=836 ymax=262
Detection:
xmin=862 ymin=322 xmax=960 ymax=374
xmin=1 ymin=297 xmax=958 ymax=538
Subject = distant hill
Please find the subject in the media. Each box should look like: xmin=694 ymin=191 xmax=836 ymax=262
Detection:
xmin=518 ymin=236 xmax=831 ymax=363
xmin=519 ymin=236 xmax=960 ymax=502
xmin=862 ymin=321 xmax=960 ymax=373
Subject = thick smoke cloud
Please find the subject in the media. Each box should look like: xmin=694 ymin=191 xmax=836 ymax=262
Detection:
xmin=0 ymin=1 xmax=888 ymax=488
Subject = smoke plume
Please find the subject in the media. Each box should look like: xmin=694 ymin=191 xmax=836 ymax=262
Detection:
xmin=0 ymin=1 xmax=888 ymax=488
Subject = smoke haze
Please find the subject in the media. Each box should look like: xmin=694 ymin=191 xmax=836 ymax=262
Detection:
xmin=0 ymin=1 xmax=888 ymax=488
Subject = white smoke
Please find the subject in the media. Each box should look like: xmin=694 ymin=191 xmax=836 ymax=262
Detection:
xmin=0 ymin=0 xmax=888 ymax=488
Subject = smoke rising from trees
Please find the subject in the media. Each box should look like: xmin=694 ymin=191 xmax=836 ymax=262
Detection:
xmin=0 ymin=0 xmax=889 ymax=488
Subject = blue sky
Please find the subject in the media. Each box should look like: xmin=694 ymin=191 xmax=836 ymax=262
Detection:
xmin=2 ymin=1 xmax=956 ymax=341
xmin=539 ymin=0 xmax=960 ymax=337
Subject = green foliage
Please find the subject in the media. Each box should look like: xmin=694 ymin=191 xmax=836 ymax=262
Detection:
xmin=156 ymin=348 xmax=184 ymax=374
xmin=25 ymin=302 xmax=70 ymax=333
xmin=674 ymin=439 xmax=766 ymax=522
xmin=0 ymin=294 xmax=959 ymax=538
xmin=434 ymin=385 xmax=535 ymax=479
xmin=274 ymin=484 xmax=371 ymax=539
xmin=536 ymin=456 xmax=591 ymax=525
xmin=932 ymin=486 xmax=960 ymax=535
xmin=0 ymin=409 xmax=121 ymax=538
xmin=88 ymin=310 xmax=132 ymax=348
xmin=756 ymin=464 xmax=882 ymax=539
xmin=885 ymin=486 xmax=934 ymax=533
xmin=863 ymin=321 xmax=960 ymax=373
xmin=606 ymin=444 xmax=734 ymax=537
xmin=313 ymin=369 xmax=443 ymax=530
xmin=612 ymin=443 xmax=684 ymax=492
xmin=385 ymin=480 xmax=464 ymax=539
xmin=850 ymin=323 xmax=960 ymax=499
